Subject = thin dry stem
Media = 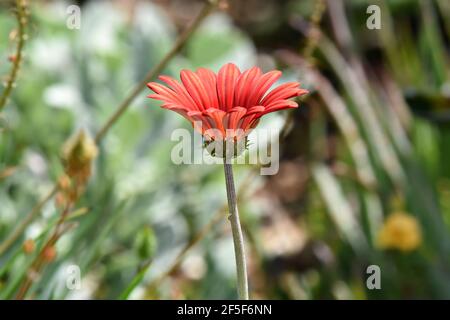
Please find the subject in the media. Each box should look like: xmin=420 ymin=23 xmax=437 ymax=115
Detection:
xmin=0 ymin=0 xmax=27 ymax=112
xmin=0 ymin=185 xmax=58 ymax=256
xmin=15 ymin=202 xmax=72 ymax=299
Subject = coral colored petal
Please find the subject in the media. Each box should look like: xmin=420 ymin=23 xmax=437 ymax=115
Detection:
xmin=217 ymin=63 xmax=240 ymax=112
xmin=218 ymin=107 xmax=248 ymax=139
xmin=202 ymin=109 xmax=227 ymax=140
xmin=249 ymin=70 xmax=282 ymax=106
xmin=260 ymin=100 xmax=298 ymax=116
xmin=161 ymin=102 xmax=189 ymax=110
xmin=187 ymin=110 xmax=211 ymax=134
xmin=234 ymin=67 xmax=261 ymax=108
xmin=234 ymin=69 xmax=253 ymax=107
xmin=226 ymin=107 xmax=247 ymax=131
xmin=245 ymin=105 xmax=265 ymax=115
xmin=260 ymin=82 xmax=302 ymax=106
xmin=158 ymin=75 xmax=200 ymax=111
xmin=298 ymin=88 xmax=310 ymax=96
xmin=146 ymin=93 xmax=165 ymax=100
xmin=235 ymin=106 xmax=264 ymax=130
xmin=147 ymin=82 xmax=185 ymax=106
xmin=203 ymin=108 xmax=226 ymax=133
xmin=148 ymin=82 xmax=203 ymax=113
xmin=241 ymin=67 xmax=262 ymax=108
xmin=196 ymin=68 xmax=219 ymax=109
xmin=180 ymin=70 xmax=211 ymax=111
xmin=150 ymin=77 xmax=197 ymax=111
xmin=161 ymin=104 xmax=195 ymax=123
xmin=240 ymin=114 xmax=258 ymax=131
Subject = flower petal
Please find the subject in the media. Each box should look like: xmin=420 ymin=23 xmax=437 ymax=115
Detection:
xmin=240 ymin=106 xmax=265 ymax=130
xmin=260 ymin=100 xmax=298 ymax=116
xmin=187 ymin=110 xmax=211 ymax=135
xmin=157 ymin=75 xmax=199 ymax=111
xmin=196 ymin=68 xmax=219 ymax=109
xmin=147 ymin=82 xmax=187 ymax=107
xmin=180 ymin=70 xmax=211 ymax=111
xmin=161 ymin=103 xmax=195 ymax=123
xmin=249 ymin=70 xmax=282 ymax=106
xmin=217 ymin=63 xmax=240 ymax=111
xmin=234 ymin=66 xmax=261 ymax=108
xmin=260 ymin=82 xmax=304 ymax=106
xmin=203 ymin=108 xmax=226 ymax=134
xmin=225 ymin=107 xmax=247 ymax=131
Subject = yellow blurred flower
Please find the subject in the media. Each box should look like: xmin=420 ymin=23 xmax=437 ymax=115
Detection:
xmin=378 ymin=212 xmax=422 ymax=252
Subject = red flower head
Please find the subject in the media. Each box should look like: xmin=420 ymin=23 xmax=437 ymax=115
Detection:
xmin=147 ymin=63 xmax=308 ymax=141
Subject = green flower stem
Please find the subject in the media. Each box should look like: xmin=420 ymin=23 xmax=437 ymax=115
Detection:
xmin=223 ymin=162 xmax=249 ymax=300
xmin=119 ymin=260 xmax=152 ymax=300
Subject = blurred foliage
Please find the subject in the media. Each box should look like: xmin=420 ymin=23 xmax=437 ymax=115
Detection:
xmin=0 ymin=0 xmax=449 ymax=299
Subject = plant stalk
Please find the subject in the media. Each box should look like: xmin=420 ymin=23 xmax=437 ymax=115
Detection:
xmin=0 ymin=0 xmax=27 ymax=112
xmin=223 ymin=162 xmax=249 ymax=300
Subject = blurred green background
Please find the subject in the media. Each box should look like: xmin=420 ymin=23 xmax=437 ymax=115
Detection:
xmin=0 ymin=0 xmax=450 ymax=299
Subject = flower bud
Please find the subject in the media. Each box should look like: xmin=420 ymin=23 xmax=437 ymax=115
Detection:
xmin=58 ymin=174 xmax=71 ymax=190
xmin=55 ymin=191 xmax=67 ymax=209
xmin=62 ymin=130 xmax=98 ymax=183
xmin=23 ymin=239 xmax=35 ymax=254
xmin=134 ymin=227 xmax=157 ymax=260
xmin=43 ymin=246 xmax=57 ymax=262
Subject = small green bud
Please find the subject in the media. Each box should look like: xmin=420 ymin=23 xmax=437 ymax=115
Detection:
xmin=134 ymin=227 xmax=157 ymax=260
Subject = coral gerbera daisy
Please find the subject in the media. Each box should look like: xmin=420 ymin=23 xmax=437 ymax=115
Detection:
xmin=146 ymin=63 xmax=308 ymax=300
xmin=147 ymin=63 xmax=308 ymax=142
